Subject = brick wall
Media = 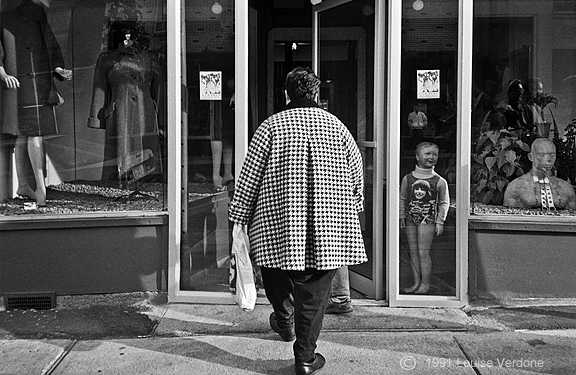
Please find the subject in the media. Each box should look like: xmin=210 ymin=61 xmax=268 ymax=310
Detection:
xmin=185 ymin=1 xmax=235 ymax=53
xmin=403 ymin=18 xmax=458 ymax=52
xmin=402 ymin=1 xmax=458 ymax=52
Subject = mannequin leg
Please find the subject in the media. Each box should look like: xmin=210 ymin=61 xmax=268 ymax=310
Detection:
xmin=14 ymin=135 xmax=36 ymax=200
xmin=210 ymin=140 xmax=223 ymax=190
xmin=222 ymin=141 xmax=234 ymax=186
xmin=414 ymin=223 xmax=435 ymax=294
xmin=403 ymin=221 xmax=421 ymax=293
xmin=27 ymin=136 xmax=47 ymax=206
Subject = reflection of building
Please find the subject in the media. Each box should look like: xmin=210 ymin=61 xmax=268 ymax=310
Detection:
xmin=2 ymin=1 xmax=576 ymax=310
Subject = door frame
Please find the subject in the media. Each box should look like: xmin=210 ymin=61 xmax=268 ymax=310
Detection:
xmin=167 ymin=0 xmax=257 ymax=304
xmin=386 ymin=0 xmax=470 ymax=308
xmin=313 ymin=0 xmax=470 ymax=307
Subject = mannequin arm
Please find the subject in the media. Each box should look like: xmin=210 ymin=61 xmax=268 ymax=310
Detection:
xmin=0 ymin=66 xmax=19 ymax=89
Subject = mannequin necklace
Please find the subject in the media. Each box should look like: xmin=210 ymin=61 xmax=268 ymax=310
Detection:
xmin=532 ymin=173 xmax=556 ymax=210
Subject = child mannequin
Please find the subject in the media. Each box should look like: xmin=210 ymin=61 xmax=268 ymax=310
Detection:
xmin=399 ymin=142 xmax=449 ymax=294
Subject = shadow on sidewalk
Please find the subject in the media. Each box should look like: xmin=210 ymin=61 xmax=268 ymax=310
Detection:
xmin=0 ymin=292 xmax=165 ymax=340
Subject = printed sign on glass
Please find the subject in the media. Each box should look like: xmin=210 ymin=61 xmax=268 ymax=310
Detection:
xmin=416 ymin=69 xmax=440 ymax=99
xmin=200 ymin=71 xmax=222 ymax=100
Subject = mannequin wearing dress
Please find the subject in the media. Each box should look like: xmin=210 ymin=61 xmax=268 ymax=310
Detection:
xmin=0 ymin=0 xmax=72 ymax=206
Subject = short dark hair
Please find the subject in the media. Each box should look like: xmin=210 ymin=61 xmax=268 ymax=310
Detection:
xmin=415 ymin=142 xmax=439 ymax=154
xmin=284 ymin=67 xmax=320 ymax=101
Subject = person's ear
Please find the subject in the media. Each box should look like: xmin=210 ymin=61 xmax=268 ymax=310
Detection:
xmin=284 ymin=90 xmax=290 ymax=105
xmin=528 ymin=152 xmax=534 ymax=162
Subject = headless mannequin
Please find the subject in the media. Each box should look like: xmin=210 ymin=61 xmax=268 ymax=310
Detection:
xmin=0 ymin=0 xmax=72 ymax=206
xmin=1 ymin=67 xmax=71 ymax=206
xmin=211 ymin=78 xmax=235 ymax=191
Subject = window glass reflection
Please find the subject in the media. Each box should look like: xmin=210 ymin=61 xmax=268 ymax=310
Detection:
xmin=180 ymin=0 xmax=237 ymax=292
xmin=0 ymin=0 xmax=168 ymax=215
xmin=472 ymin=1 xmax=576 ymax=214
xmin=399 ymin=0 xmax=458 ymax=296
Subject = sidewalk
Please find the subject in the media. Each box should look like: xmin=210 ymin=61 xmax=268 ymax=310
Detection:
xmin=1 ymin=294 xmax=576 ymax=374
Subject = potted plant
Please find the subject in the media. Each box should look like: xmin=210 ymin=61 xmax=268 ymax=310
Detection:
xmin=556 ymin=118 xmax=576 ymax=186
xmin=528 ymin=92 xmax=558 ymax=138
xmin=472 ymin=129 xmax=530 ymax=205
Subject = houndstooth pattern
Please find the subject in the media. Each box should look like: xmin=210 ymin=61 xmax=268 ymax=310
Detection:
xmin=229 ymin=107 xmax=367 ymax=271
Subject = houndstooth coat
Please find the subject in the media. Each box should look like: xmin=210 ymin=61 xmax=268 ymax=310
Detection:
xmin=229 ymin=99 xmax=367 ymax=271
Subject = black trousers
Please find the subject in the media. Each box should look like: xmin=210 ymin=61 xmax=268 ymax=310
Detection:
xmin=261 ymin=267 xmax=336 ymax=363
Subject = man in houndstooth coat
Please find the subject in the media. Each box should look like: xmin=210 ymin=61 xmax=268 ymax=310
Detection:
xmin=229 ymin=67 xmax=367 ymax=375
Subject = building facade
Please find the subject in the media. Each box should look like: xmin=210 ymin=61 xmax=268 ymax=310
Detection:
xmin=1 ymin=0 xmax=576 ymax=308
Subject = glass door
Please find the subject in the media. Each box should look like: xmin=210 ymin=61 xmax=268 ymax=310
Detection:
xmin=388 ymin=0 xmax=469 ymax=307
xmin=169 ymin=0 xmax=252 ymax=303
xmin=313 ymin=0 xmax=384 ymax=299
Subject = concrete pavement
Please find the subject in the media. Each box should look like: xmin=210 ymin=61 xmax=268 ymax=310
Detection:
xmin=1 ymin=300 xmax=576 ymax=374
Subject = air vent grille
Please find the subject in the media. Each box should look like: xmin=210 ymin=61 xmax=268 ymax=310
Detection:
xmin=3 ymin=292 xmax=56 ymax=310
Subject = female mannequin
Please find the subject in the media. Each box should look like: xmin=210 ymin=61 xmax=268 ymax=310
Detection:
xmin=0 ymin=0 xmax=72 ymax=206
xmin=211 ymin=78 xmax=235 ymax=191
xmin=88 ymin=23 xmax=163 ymax=185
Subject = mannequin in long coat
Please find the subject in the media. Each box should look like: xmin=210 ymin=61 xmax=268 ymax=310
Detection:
xmin=0 ymin=0 xmax=72 ymax=206
xmin=88 ymin=32 xmax=163 ymax=184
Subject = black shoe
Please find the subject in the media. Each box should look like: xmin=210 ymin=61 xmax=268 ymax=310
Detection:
xmin=295 ymin=353 xmax=326 ymax=375
xmin=269 ymin=312 xmax=295 ymax=341
xmin=325 ymin=301 xmax=353 ymax=314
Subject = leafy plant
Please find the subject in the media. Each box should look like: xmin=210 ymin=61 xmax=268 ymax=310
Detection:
xmin=528 ymin=92 xmax=558 ymax=113
xmin=528 ymin=92 xmax=559 ymax=137
xmin=107 ymin=0 xmax=143 ymax=21
xmin=472 ymin=129 xmax=530 ymax=205
xmin=556 ymin=118 xmax=576 ymax=185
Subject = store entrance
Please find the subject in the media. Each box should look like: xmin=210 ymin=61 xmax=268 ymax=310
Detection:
xmin=172 ymin=0 xmax=385 ymax=303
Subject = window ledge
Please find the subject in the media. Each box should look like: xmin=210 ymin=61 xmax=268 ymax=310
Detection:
xmin=0 ymin=211 xmax=168 ymax=231
xmin=469 ymin=214 xmax=576 ymax=232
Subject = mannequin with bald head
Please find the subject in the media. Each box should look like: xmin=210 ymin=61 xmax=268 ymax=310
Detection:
xmin=503 ymin=138 xmax=576 ymax=209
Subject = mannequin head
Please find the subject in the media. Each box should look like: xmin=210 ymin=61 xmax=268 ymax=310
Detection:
xmin=529 ymin=138 xmax=556 ymax=176
xmin=109 ymin=21 xmax=149 ymax=50
xmin=415 ymin=142 xmax=439 ymax=170
xmin=507 ymin=79 xmax=527 ymax=106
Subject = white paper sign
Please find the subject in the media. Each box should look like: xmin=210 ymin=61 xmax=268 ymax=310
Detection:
xmin=200 ymin=71 xmax=222 ymax=100
xmin=416 ymin=69 xmax=440 ymax=99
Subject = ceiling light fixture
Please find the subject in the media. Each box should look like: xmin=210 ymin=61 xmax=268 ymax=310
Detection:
xmin=212 ymin=1 xmax=223 ymax=15
xmin=362 ymin=4 xmax=374 ymax=16
xmin=412 ymin=0 xmax=424 ymax=11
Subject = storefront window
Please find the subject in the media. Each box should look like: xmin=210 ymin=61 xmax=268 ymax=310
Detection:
xmin=399 ymin=0 xmax=458 ymax=297
xmin=0 ymin=0 xmax=168 ymax=215
xmin=472 ymin=0 xmax=576 ymax=214
xmin=180 ymin=0 xmax=236 ymax=292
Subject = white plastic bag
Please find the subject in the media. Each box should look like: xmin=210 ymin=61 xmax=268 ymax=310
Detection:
xmin=229 ymin=223 xmax=256 ymax=311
